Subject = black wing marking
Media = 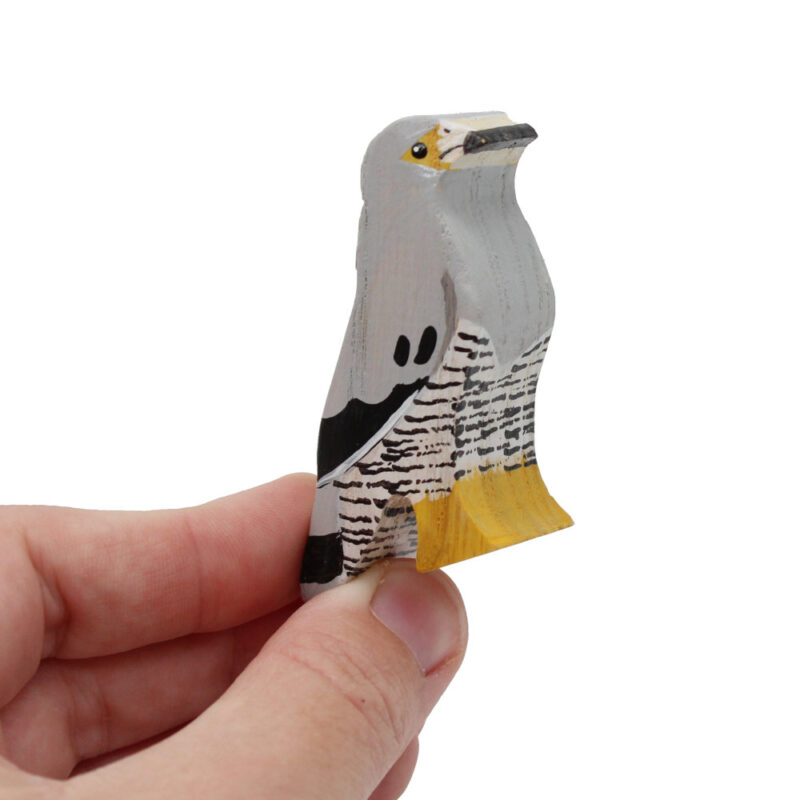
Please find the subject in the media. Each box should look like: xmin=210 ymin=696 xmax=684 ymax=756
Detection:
xmin=300 ymin=532 xmax=343 ymax=584
xmin=414 ymin=326 xmax=438 ymax=364
xmin=317 ymin=378 xmax=427 ymax=478
xmin=393 ymin=335 xmax=410 ymax=366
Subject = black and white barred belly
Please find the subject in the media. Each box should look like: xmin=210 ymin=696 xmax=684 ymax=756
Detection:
xmin=334 ymin=320 xmax=551 ymax=577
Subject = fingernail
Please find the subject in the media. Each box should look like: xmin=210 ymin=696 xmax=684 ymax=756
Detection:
xmin=370 ymin=561 xmax=465 ymax=675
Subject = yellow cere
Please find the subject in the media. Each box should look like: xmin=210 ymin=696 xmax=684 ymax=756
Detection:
xmin=401 ymin=128 xmax=451 ymax=171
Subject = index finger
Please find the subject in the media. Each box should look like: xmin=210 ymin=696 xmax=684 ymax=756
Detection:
xmin=1 ymin=473 xmax=315 ymax=663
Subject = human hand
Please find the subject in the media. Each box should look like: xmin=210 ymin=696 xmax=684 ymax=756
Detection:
xmin=0 ymin=474 xmax=468 ymax=799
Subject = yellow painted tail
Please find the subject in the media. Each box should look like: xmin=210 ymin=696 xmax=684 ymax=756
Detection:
xmin=413 ymin=462 xmax=573 ymax=571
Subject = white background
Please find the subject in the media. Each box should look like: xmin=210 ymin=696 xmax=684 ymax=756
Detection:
xmin=1 ymin=2 xmax=798 ymax=797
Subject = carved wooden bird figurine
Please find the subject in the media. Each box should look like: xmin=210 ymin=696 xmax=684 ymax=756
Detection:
xmin=300 ymin=112 xmax=572 ymax=599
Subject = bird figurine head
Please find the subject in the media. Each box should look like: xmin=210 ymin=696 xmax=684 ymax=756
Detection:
xmin=361 ymin=112 xmax=537 ymax=188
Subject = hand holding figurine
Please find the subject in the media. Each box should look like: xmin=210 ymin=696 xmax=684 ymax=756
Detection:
xmin=0 ymin=474 xmax=467 ymax=799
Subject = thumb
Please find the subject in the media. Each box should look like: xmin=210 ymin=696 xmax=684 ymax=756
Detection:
xmin=73 ymin=560 xmax=468 ymax=800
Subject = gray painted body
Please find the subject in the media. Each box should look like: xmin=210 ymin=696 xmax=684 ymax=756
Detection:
xmin=324 ymin=113 xmax=554 ymax=414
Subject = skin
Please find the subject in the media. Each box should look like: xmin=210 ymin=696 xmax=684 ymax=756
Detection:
xmin=0 ymin=474 xmax=468 ymax=799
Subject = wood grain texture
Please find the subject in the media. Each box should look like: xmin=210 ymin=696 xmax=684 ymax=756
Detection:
xmin=415 ymin=463 xmax=572 ymax=572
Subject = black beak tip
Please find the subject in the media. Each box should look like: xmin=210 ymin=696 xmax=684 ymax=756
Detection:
xmin=463 ymin=123 xmax=538 ymax=155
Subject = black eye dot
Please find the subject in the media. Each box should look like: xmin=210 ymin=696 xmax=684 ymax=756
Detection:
xmin=411 ymin=142 xmax=428 ymax=159
xmin=443 ymin=128 xmax=451 ymax=133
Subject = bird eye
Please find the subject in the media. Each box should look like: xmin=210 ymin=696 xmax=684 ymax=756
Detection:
xmin=411 ymin=142 xmax=428 ymax=159
xmin=443 ymin=128 xmax=451 ymax=134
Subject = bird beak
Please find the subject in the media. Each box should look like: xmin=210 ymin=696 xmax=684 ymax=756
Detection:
xmin=463 ymin=123 xmax=538 ymax=154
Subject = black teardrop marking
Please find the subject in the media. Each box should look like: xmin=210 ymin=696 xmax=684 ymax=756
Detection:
xmin=414 ymin=326 xmax=438 ymax=365
xmin=393 ymin=335 xmax=410 ymax=366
